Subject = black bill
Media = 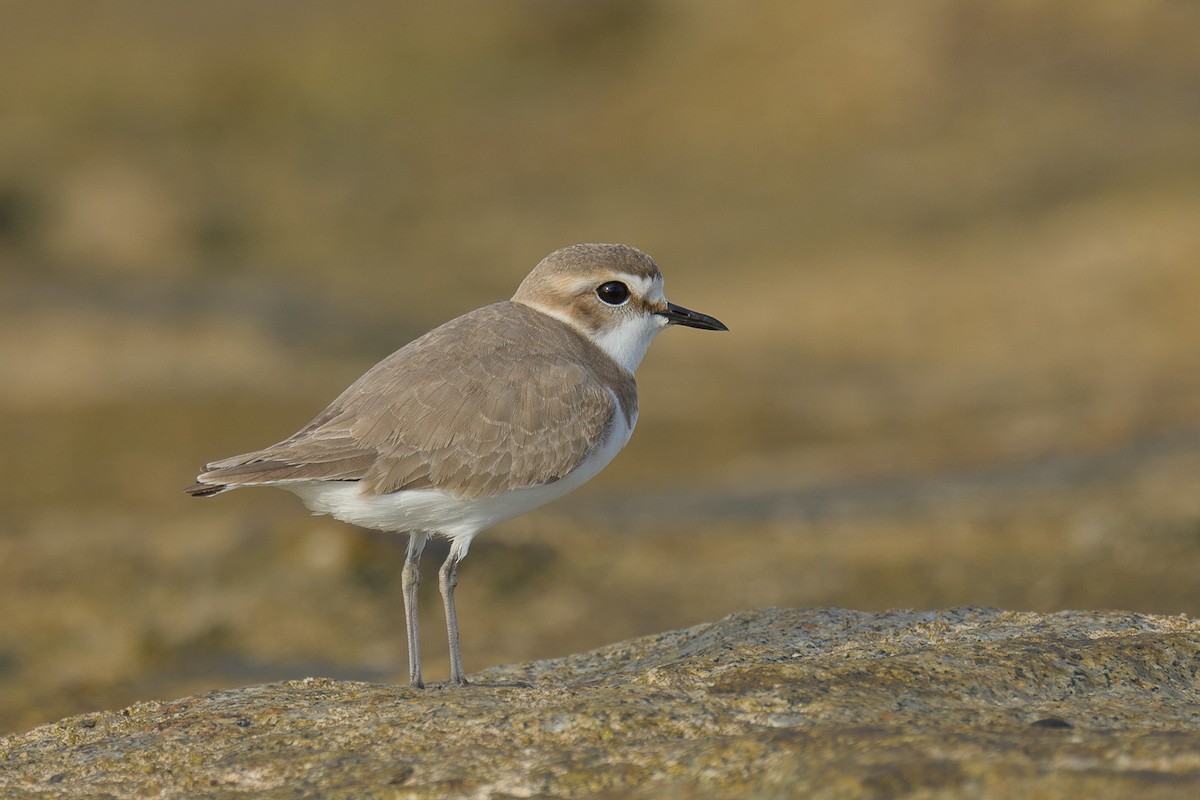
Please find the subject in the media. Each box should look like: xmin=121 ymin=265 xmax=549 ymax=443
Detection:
xmin=657 ymin=302 xmax=729 ymax=331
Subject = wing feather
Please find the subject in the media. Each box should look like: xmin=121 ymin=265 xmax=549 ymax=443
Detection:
xmin=190 ymin=302 xmax=637 ymax=500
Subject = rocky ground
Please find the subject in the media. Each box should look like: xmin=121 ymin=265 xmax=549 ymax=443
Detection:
xmin=3 ymin=608 xmax=1199 ymax=798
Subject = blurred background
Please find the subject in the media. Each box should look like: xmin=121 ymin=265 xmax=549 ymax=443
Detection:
xmin=3 ymin=0 xmax=1200 ymax=734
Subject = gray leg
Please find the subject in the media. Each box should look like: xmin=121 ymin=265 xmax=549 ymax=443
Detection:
xmin=402 ymin=532 xmax=428 ymax=688
xmin=439 ymin=549 xmax=468 ymax=686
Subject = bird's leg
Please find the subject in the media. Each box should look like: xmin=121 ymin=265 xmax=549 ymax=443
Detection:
xmin=439 ymin=547 xmax=468 ymax=686
xmin=401 ymin=532 xmax=428 ymax=688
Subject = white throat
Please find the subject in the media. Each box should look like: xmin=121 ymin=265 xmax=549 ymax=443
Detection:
xmin=526 ymin=301 xmax=668 ymax=374
xmin=588 ymin=313 xmax=668 ymax=374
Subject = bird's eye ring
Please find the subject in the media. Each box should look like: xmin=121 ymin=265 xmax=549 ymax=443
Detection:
xmin=596 ymin=281 xmax=630 ymax=306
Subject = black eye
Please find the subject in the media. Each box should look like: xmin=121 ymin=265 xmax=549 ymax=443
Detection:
xmin=596 ymin=281 xmax=630 ymax=306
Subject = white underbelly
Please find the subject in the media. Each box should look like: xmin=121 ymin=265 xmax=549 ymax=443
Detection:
xmin=283 ymin=408 xmax=636 ymax=553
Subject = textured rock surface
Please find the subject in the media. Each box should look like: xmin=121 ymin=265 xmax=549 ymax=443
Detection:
xmin=2 ymin=607 xmax=1199 ymax=798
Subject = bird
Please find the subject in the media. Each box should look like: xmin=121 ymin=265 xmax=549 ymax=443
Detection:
xmin=187 ymin=243 xmax=728 ymax=687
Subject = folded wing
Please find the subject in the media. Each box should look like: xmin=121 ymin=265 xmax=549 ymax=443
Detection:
xmin=187 ymin=302 xmax=636 ymax=500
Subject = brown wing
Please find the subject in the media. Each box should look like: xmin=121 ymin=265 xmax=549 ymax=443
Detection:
xmin=189 ymin=302 xmax=636 ymax=500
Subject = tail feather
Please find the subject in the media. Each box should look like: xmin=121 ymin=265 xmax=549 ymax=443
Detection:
xmin=185 ymin=447 xmax=373 ymax=498
xmin=185 ymin=481 xmax=228 ymax=497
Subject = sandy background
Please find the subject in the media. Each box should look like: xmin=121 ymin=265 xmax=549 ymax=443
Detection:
xmin=3 ymin=1 xmax=1200 ymax=733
